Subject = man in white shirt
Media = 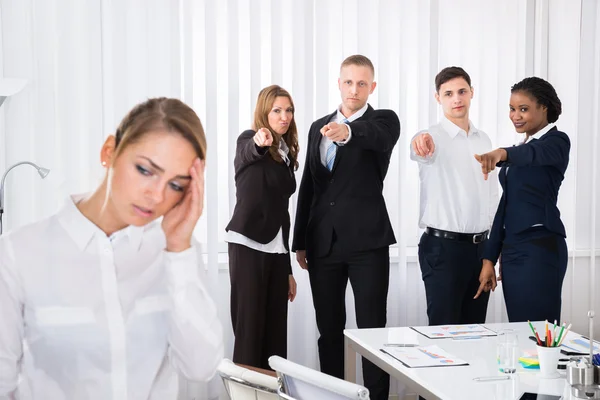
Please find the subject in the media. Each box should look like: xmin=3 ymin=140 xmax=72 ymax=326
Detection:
xmin=411 ymin=66 xmax=498 ymax=326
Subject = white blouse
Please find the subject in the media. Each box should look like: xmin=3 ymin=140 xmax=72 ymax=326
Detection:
xmin=0 ymin=196 xmax=223 ymax=400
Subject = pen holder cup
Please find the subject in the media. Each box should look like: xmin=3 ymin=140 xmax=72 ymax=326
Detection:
xmin=537 ymin=345 xmax=561 ymax=378
xmin=567 ymin=362 xmax=595 ymax=386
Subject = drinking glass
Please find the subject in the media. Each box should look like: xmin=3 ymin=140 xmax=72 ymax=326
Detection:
xmin=497 ymin=329 xmax=519 ymax=374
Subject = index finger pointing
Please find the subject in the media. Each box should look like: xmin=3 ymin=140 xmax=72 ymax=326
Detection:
xmin=473 ymin=282 xmax=486 ymax=299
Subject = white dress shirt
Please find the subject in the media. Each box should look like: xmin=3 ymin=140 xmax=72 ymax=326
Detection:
xmin=410 ymin=117 xmax=499 ymax=233
xmin=225 ymin=140 xmax=290 ymax=254
xmin=0 ymin=196 xmax=224 ymax=400
xmin=318 ymin=103 xmax=367 ymax=167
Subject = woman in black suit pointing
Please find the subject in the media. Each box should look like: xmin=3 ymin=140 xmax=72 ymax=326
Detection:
xmin=225 ymin=85 xmax=299 ymax=369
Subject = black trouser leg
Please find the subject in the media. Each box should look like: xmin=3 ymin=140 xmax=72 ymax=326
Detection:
xmin=418 ymin=232 xmax=489 ymax=326
xmin=309 ymin=245 xmax=390 ymax=400
xmin=229 ymin=243 xmax=289 ymax=369
xmin=348 ymin=247 xmax=390 ymax=400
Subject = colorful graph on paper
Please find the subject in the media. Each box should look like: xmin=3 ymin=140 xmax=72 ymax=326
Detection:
xmin=381 ymin=345 xmax=468 ymax=368
xmin=410 ymin=324 xmax=497 ymax=339
xmin=558 ymin=332 xmax=600 ymax=354
xmin=418 ymin=347 xmax=456 ymax=364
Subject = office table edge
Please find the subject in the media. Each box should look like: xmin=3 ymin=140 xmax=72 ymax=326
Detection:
xmin=344 ymin=333 xmax=439 ymax=400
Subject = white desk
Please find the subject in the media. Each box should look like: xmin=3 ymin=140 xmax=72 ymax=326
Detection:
xmin=345 ymin=322 xmax=579 ymax=400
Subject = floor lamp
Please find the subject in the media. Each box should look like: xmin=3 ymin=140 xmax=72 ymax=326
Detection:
xmin=0 ymin=161 xmax=50 ymax=235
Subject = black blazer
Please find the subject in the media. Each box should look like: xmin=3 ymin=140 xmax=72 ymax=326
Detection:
xmin=226 ymin=130 xmax=297 ymax=251
xmin=292 ymin=105 xmax=400 ymax=259
xmin=482 ymin=127 xmax=570 ymax=263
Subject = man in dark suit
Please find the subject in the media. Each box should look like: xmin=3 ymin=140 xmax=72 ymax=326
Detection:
xmin=292 ymin=55 xmax=400 ymax=400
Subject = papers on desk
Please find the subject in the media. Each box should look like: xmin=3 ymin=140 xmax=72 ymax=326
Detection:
xmin=381 ymin=345 xmax=469 ymax=368
xmin=558 ymin=331 xmax=600 ymax=355
xmin=410 ymin=324 xmax=497 ymax=339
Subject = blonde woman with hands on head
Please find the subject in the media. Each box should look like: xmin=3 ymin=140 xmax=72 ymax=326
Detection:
xmin=0 ymin=97 xmax=223 ymax=400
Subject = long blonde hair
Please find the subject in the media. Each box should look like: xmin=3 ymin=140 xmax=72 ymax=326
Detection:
xmin=252 ymin=85 xmax=299 ymax=170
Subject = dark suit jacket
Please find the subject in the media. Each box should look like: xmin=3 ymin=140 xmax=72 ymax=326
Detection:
xmin=292 ymin=105 xmax=400 ymax=259
xmin=482 ymin=127 xmax=570 ymax=263
xmin=226 ymin=130 xmax=297 ymax=252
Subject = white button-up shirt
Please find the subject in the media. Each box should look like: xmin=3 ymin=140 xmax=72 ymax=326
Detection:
xmin=410 ymin=117 xmax=499 ymax=233
xmin=0 ymin=196 xmax=223 ymax=399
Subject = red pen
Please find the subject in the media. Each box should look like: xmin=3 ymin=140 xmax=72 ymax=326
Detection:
xmin=535 ymin=331 xmax=543 ymax=345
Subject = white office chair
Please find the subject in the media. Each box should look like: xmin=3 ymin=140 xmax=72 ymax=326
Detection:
xmin=218 ymin=359 xmax=280 ymax=400
xmin=268 ymin=356 xmax=369 ymax=400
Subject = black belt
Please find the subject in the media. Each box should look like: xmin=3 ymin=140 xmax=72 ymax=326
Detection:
xmin=425 ymin=227 xmax=489 ymax=244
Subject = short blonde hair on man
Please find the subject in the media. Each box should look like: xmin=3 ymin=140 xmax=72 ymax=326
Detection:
xmin=340 ymin=55 xmax=375 ymax=77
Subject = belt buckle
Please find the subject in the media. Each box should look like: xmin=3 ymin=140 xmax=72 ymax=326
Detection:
xmin=473 ymin=233 xmax=483 ymax=244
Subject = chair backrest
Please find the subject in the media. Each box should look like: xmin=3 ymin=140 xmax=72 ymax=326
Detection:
xmin=268 ymin=356 xmax=369 ymax=400
xmin=218 ymin=359 xmax=280 ymax=400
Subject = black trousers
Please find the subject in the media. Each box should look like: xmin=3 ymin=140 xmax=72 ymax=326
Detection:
xmin=418 ymin=232 xmax=490 ymax=325
xmin=308 ymin=243 xmax=390 ymax=400
xmin=228 ymin=242 xmax=290 ymax=370
xmin=501 ymin=228 xmax=568 ymax=322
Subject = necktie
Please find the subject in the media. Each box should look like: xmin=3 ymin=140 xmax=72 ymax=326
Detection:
xmin=326 ymin=118 xmax=348 ymax=171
